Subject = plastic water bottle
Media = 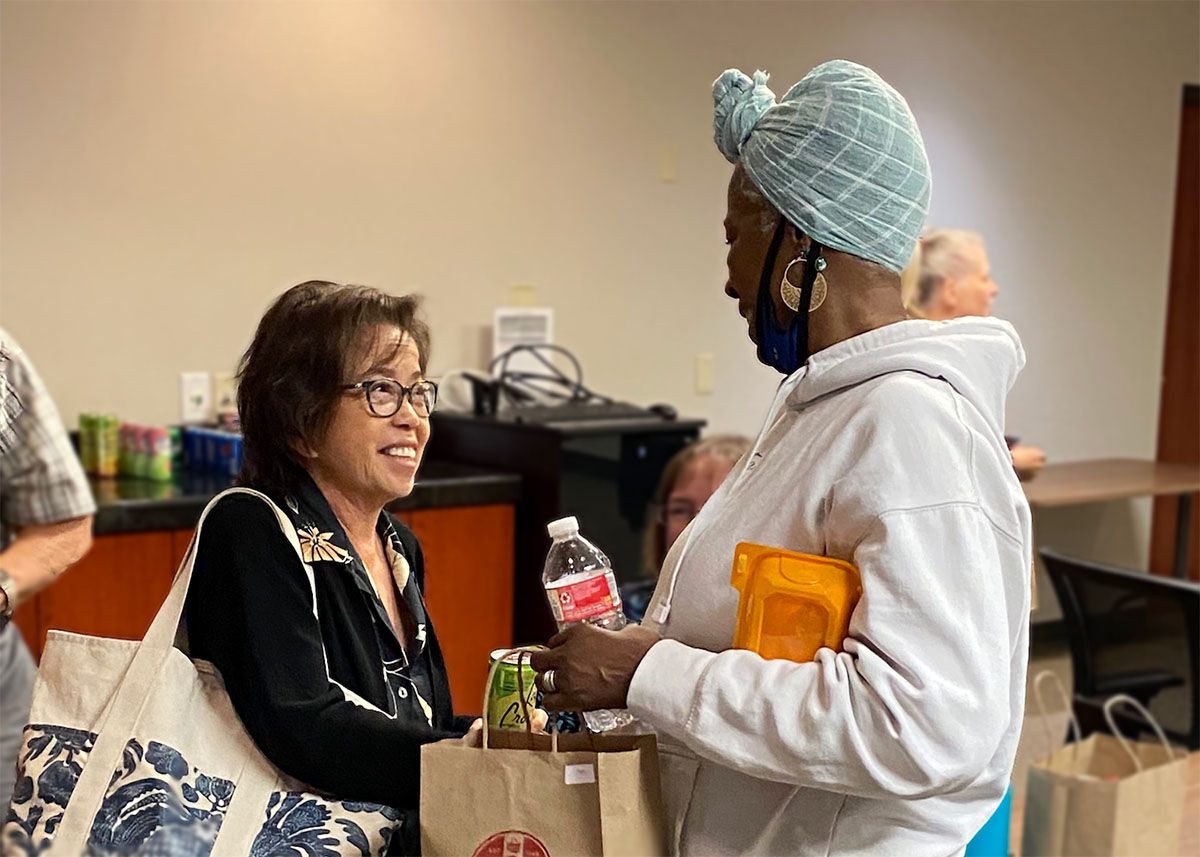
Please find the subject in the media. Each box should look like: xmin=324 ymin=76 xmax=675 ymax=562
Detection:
xmin=543 ymin=516 xmax=635 ymax=732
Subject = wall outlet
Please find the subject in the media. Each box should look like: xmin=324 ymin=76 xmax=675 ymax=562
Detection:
xmin=180 ymin=372 xmax=213 ymax=423
xmin=695 ymin=352 xmax=714 ymax=395
xmin=213 ymin=373 xmax=238 ymax=418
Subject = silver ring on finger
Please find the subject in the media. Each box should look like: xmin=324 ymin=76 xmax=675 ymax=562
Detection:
xmin=542 ymin=669 xmax=558 ymax=694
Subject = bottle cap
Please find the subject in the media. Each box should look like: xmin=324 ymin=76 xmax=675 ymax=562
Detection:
xmin=546 ymin=516 xmax=579 ymax=539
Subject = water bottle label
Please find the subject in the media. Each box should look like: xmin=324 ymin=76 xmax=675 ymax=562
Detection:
xmin=548 ymin=573 xmax=616 ymax=623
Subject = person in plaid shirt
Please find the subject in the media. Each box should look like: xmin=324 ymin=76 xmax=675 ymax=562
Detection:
xmin=0 ymin=328 xmax=95 ymax=810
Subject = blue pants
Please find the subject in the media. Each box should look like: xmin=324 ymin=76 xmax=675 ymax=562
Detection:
xmin=964 ymin=782 xmax=1013 ymax=857
xmin=0 ymin=626 xmax=36 ymax=812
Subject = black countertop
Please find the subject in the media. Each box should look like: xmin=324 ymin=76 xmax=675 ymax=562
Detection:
xmin=88 ymin=462 xmax=521 ymax=535
xmin=432 ymin=410 xmax=706 ymax=438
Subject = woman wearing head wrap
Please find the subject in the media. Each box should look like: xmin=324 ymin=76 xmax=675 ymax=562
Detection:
xmin=532 ymin=61 xmax=1031 ymax=856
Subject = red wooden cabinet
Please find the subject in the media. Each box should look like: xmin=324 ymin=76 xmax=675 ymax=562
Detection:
xmin=13 ymin=528 xmax=194 ymax=660
xmin=12 ymin=510 xmax=514 ymax=716
xmin=407 ymin=504 xmax=515 ymax=716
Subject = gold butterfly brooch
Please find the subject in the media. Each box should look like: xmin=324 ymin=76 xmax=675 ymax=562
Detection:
xmin=297 ymin=524 xmax=351 ymax=564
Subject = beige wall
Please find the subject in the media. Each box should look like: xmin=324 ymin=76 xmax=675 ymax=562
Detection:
xmin=2 ymin=1 xmax=1197 ymax=597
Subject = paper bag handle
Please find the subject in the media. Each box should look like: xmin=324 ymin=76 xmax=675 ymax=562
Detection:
xmin=1102 ymin=694 xmax=1176 ymax=771
xmin=481 ymin=647 xmax=558 ymax=753
xmin=1031 ymin=670 xmax=1083 ymax=756
xmin=516 ymin=651 xmax=534 ymax=730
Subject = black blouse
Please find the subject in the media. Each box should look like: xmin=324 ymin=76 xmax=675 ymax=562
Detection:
xmin=183 ymin=473 xmax=473 ymax=835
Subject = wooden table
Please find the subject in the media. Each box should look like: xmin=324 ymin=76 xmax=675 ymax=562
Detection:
xmin=1024 ymin=458 xmax=1200 ymax=578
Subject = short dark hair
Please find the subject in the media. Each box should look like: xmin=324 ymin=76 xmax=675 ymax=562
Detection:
xmin=236 ymin=280 xmax=431 ymax=493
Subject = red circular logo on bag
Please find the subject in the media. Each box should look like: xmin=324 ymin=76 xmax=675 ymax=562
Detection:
xmin=472 ymin=830 xmax=550 ymax=857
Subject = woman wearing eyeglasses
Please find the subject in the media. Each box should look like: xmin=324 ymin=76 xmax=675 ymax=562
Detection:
xmin=644 ymin=436 xmax=753 ymax=576
xmin=184 ymin=280 xmax=477 ymax=855
xmin=622 ymin=435 xmax=752 ymax=624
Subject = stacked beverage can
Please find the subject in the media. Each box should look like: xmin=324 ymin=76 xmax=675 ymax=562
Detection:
xmin=137 ymin=426 xmax=156 ymax=478
xmin=147 ymin=427 xmax=172 ymax=482
xmin=117 ymin=425 xmax=133 ymax=475
xmin=78 ymin=413 xmax=99 ymax=474
xmin=97 ymin=415 xmax=120 ymax=477
xmin=168 ymin=427 xmax=184 ymax=474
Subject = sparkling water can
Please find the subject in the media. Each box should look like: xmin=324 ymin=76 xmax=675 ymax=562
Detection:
xmin=486 ymin=648 xmax=540 ymax=731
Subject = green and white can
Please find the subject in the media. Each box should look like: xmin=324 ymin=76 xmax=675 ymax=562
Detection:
xmin=486 ymin=648 xmax=540 ymax=731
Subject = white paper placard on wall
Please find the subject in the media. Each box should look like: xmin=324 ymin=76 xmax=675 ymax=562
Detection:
xmin=493 ymin=307 xmax=553 ymax=360
xmin=493 ymin=307 xmax=555 ymax=388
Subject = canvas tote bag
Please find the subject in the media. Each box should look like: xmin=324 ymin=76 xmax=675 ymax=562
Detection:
xmin=3 ymin=488 xmax=404 ymax=857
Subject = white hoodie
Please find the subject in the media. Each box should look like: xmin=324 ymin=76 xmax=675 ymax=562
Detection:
xmin=628 ymin=318 xmax=1032 ymax=857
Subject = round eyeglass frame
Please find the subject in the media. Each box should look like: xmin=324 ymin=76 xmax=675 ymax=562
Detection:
xmin=342 ymin=378 xmax=438 ymax=418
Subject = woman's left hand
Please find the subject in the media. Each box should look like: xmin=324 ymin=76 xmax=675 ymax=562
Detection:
xmin=461 ymin=718 xmax=484 ymax=746
xmin=529 ymin=624 xmax=661 ymax=712
xmin=460 ymin=709 xmax=549 ymax=748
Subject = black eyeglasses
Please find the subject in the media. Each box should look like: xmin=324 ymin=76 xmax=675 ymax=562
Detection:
xmin=655 ymin=502 xmax=700 ymax=526
xmin=343 ymin=378 xmax=438 ymax=418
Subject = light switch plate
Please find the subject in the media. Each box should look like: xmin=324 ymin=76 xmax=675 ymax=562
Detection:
xmin=659 ymin=144 xmax=679 ymax=183
xmin=507 ymin=284 xmax=539 ymax=307
xmin=695 ymin=352 xmax=714 ymax=395
xmin=213 ymin=373 xmax=238 ymax=418
xmin=180 ymin=372 xmax=212 ymax=423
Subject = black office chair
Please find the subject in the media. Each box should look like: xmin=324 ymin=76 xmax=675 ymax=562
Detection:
xmin=1040 ymin=548 xmax=1199 ymax=750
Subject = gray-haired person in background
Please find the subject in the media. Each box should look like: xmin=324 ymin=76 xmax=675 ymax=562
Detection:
xmin=903 ymin=230 xmax=1047 ymax=480
xmin=0 ymin=328 xmax=95 ymax=811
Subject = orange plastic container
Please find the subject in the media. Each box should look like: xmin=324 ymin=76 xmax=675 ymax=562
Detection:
xmin=730 ymin=542 xmax=863 ymax=662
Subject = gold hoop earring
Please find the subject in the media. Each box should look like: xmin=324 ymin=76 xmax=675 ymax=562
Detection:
xmin=781 ymin=256 xmax=828 ymax=313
